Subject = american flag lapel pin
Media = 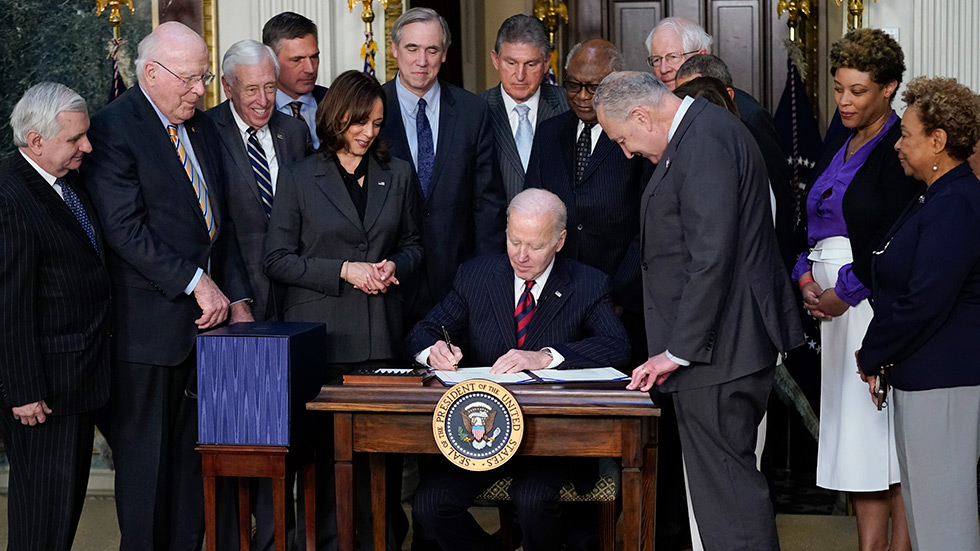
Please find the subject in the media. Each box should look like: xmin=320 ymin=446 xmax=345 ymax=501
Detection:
xmin=378 ymin=181 xmax=386 ymax=186
xmin=555 ymin=291 xmax=562 ymax=298
xmin=664 ymin=157 xmax=671 ymax=169
xmin=276 ymin=133 xmax=284 ymax=140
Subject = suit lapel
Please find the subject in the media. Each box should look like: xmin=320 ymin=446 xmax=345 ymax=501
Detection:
xmin=312 ymin=155 xmax=364 ymax=231
xmin=486 ymin=87 xmax=525 ymax=179
xmin=214 ymin=103 xmax=264 ymax=208
xmin=15 ymin=156 xmax=100 ymax=257
xmin=579 ymin=131 xmax=615 ymax=185
xmin=537 ymin=85 xmax=566 ymax=120
xmin=429 ymin=85 xmax=458 ymax=201
xmin=488 ymin=258 xmax=518 ymax=349
xmin=523 ymin=258 xmax=572 ymax=348
xmin=559 ymin=113 xmax=578 ymax=177
xmin=362 ymin=157 xmax=392 ymax=233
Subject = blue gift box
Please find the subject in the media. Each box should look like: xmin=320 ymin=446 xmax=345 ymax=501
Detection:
xmin=197 ymin=322 xmax=326 ymax=446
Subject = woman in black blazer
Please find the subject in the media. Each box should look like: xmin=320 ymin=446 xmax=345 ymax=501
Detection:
xmin=792 ymin=29 xmax=920 ymax=550
xmin=264 ymin=70 xmax=423 ymax=368
xmin=857 ymin=77 xmax=980 ymax=551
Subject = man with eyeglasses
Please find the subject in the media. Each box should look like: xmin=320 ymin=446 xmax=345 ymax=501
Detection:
xmin=644 ymin=17 xmax=711 ymax=90
xmin=525 ymin=38 xmax=651 ymax=372
xmin=81 ymin=22 xmax=253 ymax=551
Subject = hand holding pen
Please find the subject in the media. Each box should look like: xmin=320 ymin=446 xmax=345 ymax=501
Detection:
xmin=428 ymin=326 xmax=462 ymax=371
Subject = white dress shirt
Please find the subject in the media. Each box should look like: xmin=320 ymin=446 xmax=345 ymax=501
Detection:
xmin=230 ymin=105 xmax=280 ymax=194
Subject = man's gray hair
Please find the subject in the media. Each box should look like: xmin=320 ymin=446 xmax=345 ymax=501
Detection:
xmin=676 ymin=54 xmax=733 ymax=88
xmin=494 ymin=14 xmax=552 ymax=60
xmin=222 ymin=40 xmax=281 ymax=83
xmin=644 ymin=16 xmax=712 ymax=54
xmin=564 ymin=41 xmax=625 ymax=72
xmin=593 ymin=71 xmax=671 ymax=121
xmin=392 ymin=7 xmax=452 ymax=51
xmin=10 ymin=82 xmax=87 ymax=147
xmin=508 ymin=188 xmax=567 ymax=241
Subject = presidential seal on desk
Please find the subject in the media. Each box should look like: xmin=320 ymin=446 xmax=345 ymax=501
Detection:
xmin=432 ymin=380 xmax=524 ymax=471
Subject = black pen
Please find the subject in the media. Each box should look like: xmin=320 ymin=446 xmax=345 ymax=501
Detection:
xmin=441 ymin=325 xmax=458 ymax=371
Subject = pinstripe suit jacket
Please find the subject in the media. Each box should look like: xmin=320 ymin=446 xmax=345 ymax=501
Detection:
xmin=525 ymin=110 xmax=651 ymax=308
xmin=208 ymin=101 xmax=311 ymax=321
xmin=405 ymin=254 xmax=629 ymax=368
xmin=80 ymin=86 xmax=250 ymax=366
xmin=0 ymin=153 xmax=110 ymax=414
xmin=479 ymin=83 xmax=569 ymax=201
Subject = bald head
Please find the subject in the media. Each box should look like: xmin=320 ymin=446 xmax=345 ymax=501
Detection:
xmin=564 ymin=38 xmax=624 ymax=124
xmin=136 ymin=22 xmax=211 ymax=124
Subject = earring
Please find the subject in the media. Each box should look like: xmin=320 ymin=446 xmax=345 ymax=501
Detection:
xmin=932 ymin=164 xmax=939 ymax=171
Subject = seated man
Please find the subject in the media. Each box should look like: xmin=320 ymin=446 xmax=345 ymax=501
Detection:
xmin=406 ymin=188 xmax=629 ymax=551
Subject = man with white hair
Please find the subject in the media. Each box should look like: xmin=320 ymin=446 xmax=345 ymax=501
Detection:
xmin=406 ymin=188 xmax=629 ymax=551
xmin=595 ymin=71 xmax=802 ymax=551
xmin=81 ymin=22 xmax=252 ymax=550
xmin=644 ymin=17 xmax=711 ymax=90
xmin=0 ymin=82 xmax=109 ymax=551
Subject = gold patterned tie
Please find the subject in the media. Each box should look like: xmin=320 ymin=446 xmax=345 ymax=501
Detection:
xmin=167 ymin=125 xmax=215 ymax=239
xmin=288 ymin=101 xmax=306 ymax=123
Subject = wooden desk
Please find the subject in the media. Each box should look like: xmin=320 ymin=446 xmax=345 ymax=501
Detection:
xmin=307 ymin=382 xmax=659 ymax=551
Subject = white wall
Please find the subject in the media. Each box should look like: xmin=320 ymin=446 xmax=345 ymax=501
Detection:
xmin=214 ymin=0 xmax=391 ymax=101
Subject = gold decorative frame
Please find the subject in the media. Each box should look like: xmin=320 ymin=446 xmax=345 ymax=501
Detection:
xmin=203 ymin=0 xmax=219 ymax=108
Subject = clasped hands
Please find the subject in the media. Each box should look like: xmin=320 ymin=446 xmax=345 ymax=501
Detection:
xmin=799 ymin=273 xmax=849 ymax=320
xmin=344 ymin=260 xmax=398 ymax=295
xmin=427 ymin=341 xmax=552 ymax=373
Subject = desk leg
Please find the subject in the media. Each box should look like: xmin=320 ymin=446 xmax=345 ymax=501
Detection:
xmin=369 ymin=454 xmax=386 ymax=551
xmin=622 ymin=419 xmax=644 ymax=551
xmin=202 ymin=468 xmax=218 ymax=551
xmin=274 ymin=468 xmax=287 ymax=551
xmin=300 ymin=452 xmax=317 ymax=551
xmin=238 ymin=478 xmax=252 ymax=551
xmin=335 ymin=412 xmax=355 ymax=551
xmin=641 ymin=419 xmax=658 ymax=551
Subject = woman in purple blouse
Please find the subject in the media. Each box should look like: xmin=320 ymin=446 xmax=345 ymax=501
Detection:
xmin=792 ymin=29 xmax=921 ymax=551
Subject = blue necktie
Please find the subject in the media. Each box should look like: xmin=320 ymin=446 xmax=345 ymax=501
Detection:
xmin=57 ymin=178 xmax=98 ymax=252
xmin=246 ymin=127 xmax=274 ymax=217
xmin=514 ymin=103 xmax=532 ymax=171
xmin=416 ymin=97 xmax=435 ymax=198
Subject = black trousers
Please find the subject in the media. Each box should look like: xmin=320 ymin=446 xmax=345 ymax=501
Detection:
xmin=412 ymin=456 xmax=572 ymax=551
xmin=111 ymin=357 xmax=205 ymax=551
xmin=0 ymin=410 xmax=94 ymax=551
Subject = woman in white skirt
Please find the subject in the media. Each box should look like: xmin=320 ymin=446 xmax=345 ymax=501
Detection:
xmin=792 ymin=28 xmax=920 ymax=551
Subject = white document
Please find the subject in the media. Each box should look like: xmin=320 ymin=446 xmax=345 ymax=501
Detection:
xmin=434 ymin=366 xmax=628 ymax=385
xmin=534 ymin=367 xmax=630 ymax=383
xmin=434 ymin=367 xmax=534 ymax=385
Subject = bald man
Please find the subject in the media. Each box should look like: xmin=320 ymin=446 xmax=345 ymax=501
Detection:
xmin=81 ymin=22 xmax=251 ymax=551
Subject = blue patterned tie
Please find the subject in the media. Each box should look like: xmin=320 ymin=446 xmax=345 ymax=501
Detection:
xmin=514 ymin=103 xmax=532 ymax=171
xmin=416 ymin=97 xmax=435 ymax=198
xmin=246 ymin=127 xmax=274 ymax=217
xmin=57 ymin=178 xmax=98 ymax=252
xmin=514 ymin=280 xmax=536 ymax=348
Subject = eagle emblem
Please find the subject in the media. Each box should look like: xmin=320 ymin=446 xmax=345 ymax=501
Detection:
xmin=458 ymin=401 xmax=501 ymax=450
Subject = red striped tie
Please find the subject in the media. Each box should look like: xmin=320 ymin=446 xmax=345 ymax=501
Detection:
xmin=514 ymin=280 xmax=536 ymax=348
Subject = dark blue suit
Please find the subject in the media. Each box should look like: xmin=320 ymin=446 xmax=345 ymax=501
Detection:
xmin=379 ymin=80 xmax=506 ymax=321
xmin=406 ymin=254 xmax=629 ymax=551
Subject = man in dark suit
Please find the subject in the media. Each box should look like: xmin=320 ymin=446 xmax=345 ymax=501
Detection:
xmin=0 ymin=82 xmax=110 ymax=551
xmin=595 ymin=72 xmax=803 ymax=551
xmin=380 ymin=7 xmax=506 ymax=320
xmin=407 ymin=188 xmax=629 ymax=551
xmin=263 ymin=11 xmax=327 ymax=149
xmin=210 ymin=39 xmax=310 ymax=322
xmin=207 ymin=38 xmax=311 ymax=550
xmin=80 ymin=22 xmax=252 ymax=551
xmin=480 ymin=14 xmax=568 ymax=201
xmin=675 ymin=53 xmax=797 ymax=270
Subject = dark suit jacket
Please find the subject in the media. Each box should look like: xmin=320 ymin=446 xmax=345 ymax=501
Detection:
xmin=480 ymin=83 xmax=569 ymax=201
xmin=264 ymin=153 xmax=423 ymax=364
xmin=733 ymin=88 xmax=797 ymax=270
xmin=796 ymin=118 xmax=922 ymax=287
xmin=312 ymin=84 xmax=328 ymax=104
xmin=858 ymin=163 xmax=980 ymax=391
xmin=641 ymin=98 xmax=803 ymax=392
xmin=406 ymin=255 xmax=629 ymax=369
xmin=525 ymin=110 xmax=651 ymax=309
xmin=208 ymin=101 xmax=311 ymax=321
xmin=379 ymin=79 xmax=506 ymax=317
xmin=0 ymin=154 xmax=110 ymax=414
xmin=80 ymin=86 xmax=250 ymax=366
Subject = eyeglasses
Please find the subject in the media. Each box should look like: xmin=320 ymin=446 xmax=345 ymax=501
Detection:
xmin=563 ymin=80 xmax=600 ymax=96
xmin=152 ymin=60 xmax=215 ymax=89
xmin=646 ymin=50 xmax=699 ymax=68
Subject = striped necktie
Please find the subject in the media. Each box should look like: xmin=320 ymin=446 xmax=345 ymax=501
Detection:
xmin=514 ymin=280 xmax=536 ymax=348
xmin=167 ymin=124 xmax=215 ymax=239
xmin=288 ymin=101 xmax=305 ymax=123
xmin=246 ymin=127 xmax=274 ymax=217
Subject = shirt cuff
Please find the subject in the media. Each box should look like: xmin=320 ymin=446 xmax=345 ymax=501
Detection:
xmin=791 ymin=252 xmax=811 ymax=283
xmin=415 ymin=346 xmax=433 ymax=367
xmin=541 ymin=347 xmax=564 ymax=369
xmin=834 ymin=264 xmax=870 ymax=306
xmin=184 ymin=268 xmax=204 ymax=295
xmin=665 ymin=350 xmax=690 ymax=366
